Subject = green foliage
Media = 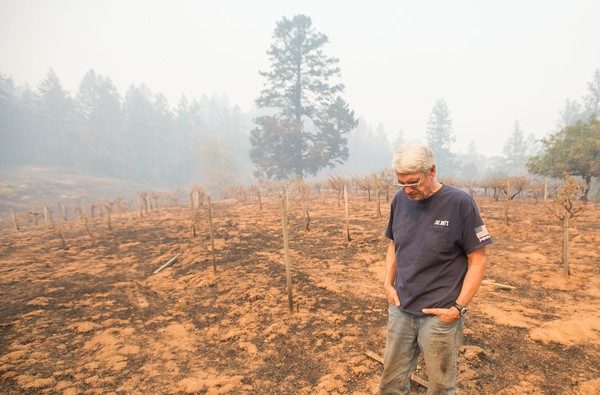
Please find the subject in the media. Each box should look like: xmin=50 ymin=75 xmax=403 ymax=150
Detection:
xmin=76 ymin=70 xmax=125 ymax=172
xmin=426 ymin=98 xmax=456 ymax=178
xmin=527 ymin=117 xmax=600 ymax=200
xmin=0 ymin=68 xmax=251 ymax=188
xmin=502 ymin=120 xmax=527 ymax=172
xmin=251 ymin=15 xmax=357 ymax=180
xmin=557 ymin=98 xmax=584 ymax=129
xmin=35 ymin=69 xmax=77 ymax=165
xmin=583 ymin=68 xmax=600 ymax=118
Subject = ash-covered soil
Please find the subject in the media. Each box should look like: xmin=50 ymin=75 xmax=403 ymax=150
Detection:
xmin=1 ymin=193 xmax=599 ymax=394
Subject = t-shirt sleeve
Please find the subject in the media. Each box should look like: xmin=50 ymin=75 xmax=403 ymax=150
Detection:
xmin=385 ymin=196 xmax=397 ymax=240
xmin=461 ymin=202 xmax=493 ymax=254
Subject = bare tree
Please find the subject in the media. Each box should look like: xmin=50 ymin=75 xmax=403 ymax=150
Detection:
xmin=499 ymin=176 xmax=529 ymax=225
xmin=543 ymin=173 xmax=584 ymax=277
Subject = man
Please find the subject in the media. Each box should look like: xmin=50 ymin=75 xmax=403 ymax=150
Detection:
xmin=379 ymin=140 xmax=492 ymax=394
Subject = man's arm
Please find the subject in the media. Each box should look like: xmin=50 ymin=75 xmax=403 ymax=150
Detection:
xmin=422 ymin=246 xmax=487 ymax=322
xmin=384 ymin=240 xmax=400 ymax=306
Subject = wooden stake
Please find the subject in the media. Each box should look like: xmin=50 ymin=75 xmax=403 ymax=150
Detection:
xmin=195 ymin=189 xmax=201 ymax=208
xmin=258 ymin=190 xmax=262 ymax=211
xmin=344 ymin=185 xmax=351 ymax=241
xmin=83 ymin=213 xmax=92 ymax=237
xmin=304 ymin=208 xmax=310 ymax=231
xmin=190 ymin=191 xmax=196 ymax=238
xmin=105 ymin=203 xmax=112 ymax=231
xmin=56 ymin=226 xmax=68 ymax=250
xmin=153 ymin=254 xmax=181 ymax=274
xmin=81 ymin=196 xmax=87 ymax=217
xmin=190 ymin=191 xmax=196 ymax=222
xmin=281 ymin=197 xmax=293 ymax=312
xmin=59 ymin=201 xmax=67 ymax=221
xmin=481 ymin=280 xmax=516 ymax=290
xmin=43 ymin=206 xmax=49 ymax=229
xmin=10 ymin=208 xmax=19 ymax=231
xmin=563 ymin=214 xmax=570 ymax=277
xmin=208 ymin=196 xmax=216 ymax=273
xmin=137 ymin=198 xmax=143 ymax=218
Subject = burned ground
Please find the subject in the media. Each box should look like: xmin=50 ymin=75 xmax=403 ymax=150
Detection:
xmin=0 ymin=194 xmax=599 ymax=393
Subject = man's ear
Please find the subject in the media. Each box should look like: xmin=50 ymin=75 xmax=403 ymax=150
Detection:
xmin=429 ymin=164 xmax=437 ymax=177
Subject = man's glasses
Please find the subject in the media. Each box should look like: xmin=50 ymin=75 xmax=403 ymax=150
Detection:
xmin=394 ymin=174 xmax=424 ymax=189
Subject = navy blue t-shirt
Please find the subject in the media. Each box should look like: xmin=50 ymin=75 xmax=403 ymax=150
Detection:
xmin=385 ymin=184 xmax=492 ymax=315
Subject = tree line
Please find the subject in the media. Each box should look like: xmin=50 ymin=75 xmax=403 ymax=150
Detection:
xmin=1 ymin=14 xmax=598 ymax=197
xmin=0 ymin=69 xmax=252 ymax=189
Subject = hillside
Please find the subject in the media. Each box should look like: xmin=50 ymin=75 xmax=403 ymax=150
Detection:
xmin=0 ymin=166 xmax=159 ymax=214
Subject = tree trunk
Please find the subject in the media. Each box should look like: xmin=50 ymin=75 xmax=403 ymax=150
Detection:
xmin=208 ymin=196 xmax=216 ymax=273
xmin=344 ymin=185 xmax=351 ymax=241
xmin=562 ymin=214 xmax=570 ymax=277
xmin=281 ymin=197 xmax=293 ymax=312
xmin=44 ymin=206 xmax=50 ymax=229
xmin=580 ymin=175 xmax=591 ymax=203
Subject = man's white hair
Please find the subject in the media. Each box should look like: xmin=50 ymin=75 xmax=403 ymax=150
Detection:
xmin=391 ymin=140 xmax=435 ymax=174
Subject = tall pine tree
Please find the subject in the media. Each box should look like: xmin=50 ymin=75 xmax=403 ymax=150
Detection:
xmin=426 ymin=99 xmax=456 ymax=178
xmin=250 ymin=14 xmax=357 ymax=180
xmin=502 ymin=120 xmax=528 ymax=174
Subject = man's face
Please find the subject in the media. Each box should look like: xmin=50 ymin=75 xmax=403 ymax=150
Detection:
xmin=395 ymin=169 xmax=434 ymax=201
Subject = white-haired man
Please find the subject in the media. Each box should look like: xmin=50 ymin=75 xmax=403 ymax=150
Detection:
xmin=379 ymin=140 xmax=492 ymax=394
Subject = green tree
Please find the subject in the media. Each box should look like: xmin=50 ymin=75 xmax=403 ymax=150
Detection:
xmin=527 ymin=118 xmax=600 ymax=201
xmin=76 ymin=69 xmax=124 ymax=173
xmin=391 ymin=128 xmax=405 ymax=150
xmin=35 ymin=69 xmax=77 ymax=165
xmin=250 ymin=14 xmax=357 ymax=180
xmin=502 ymin=120 xmax=528 ymax=173
xmin=557 ymin=98 xmax=584 ymax=129
xmin=426 ymin=98 xmax=455 ymax=177
xmin=583 ymin=68 xmax=600 ymax=118
xmin=0 ymin=74 xmax=18 ymax=165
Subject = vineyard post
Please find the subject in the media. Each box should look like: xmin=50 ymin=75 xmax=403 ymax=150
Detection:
xmin=44 ymin=206 xmax=50 ymax=229
xmin=344 ymin=185 xmax=351 ymax=241
xmin=208 ymin=196 xmax=216 ymax=273
xmin=82 ymin=211 xmax=92 ymax=237
xmin=195 ymin=189 xmax=201 ymax=209
xmin=138 ymin=197 xmax=143 ymax=218
xmin=190 ymin=190 xmax=196 ymax=238
xmin=11 ymin=208 xmax=19 ymax=231
xmin=57 ymin=225 xmax=68 ymax=250
xmin=105 ymin=203 xmax=112 ymax=231
xmin=285 ymin=185 xmax=290 ymax=214
xmin=79 ymin=198 xmax=91 ymax=237
xmin=562 ymin=211 xmax=570 ymax=277
xmin=59 ymin=201 xmax=67 ymax=221
xmin=258 ymin=189 xmax=262 ymax=211
xmin=81 ymin=196 xmax=87 ymax=217
xmin=281 ymin=197 xmax=293 ymax=312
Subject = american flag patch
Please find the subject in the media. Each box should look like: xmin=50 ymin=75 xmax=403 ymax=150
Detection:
xmin=475 ymin=225 xmax=491 ymax=242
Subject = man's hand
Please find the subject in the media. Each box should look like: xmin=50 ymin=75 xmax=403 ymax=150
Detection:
xmin=421 ymin=307 xmax=461 ymax=323
xmin=384 ymin=284 xmax=400 ymax=306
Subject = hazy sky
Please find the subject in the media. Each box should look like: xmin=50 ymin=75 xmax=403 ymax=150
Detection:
xmin=1 ymin=0 xmax=599 ymax=156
